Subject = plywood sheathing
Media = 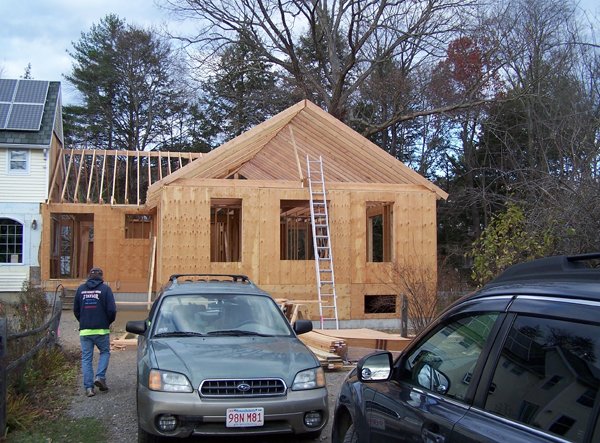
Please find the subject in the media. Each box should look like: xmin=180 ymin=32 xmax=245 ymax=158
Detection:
xmin=40 ymin=203 xmax=155 ymax=293
xmin=145 ymin=101 xmax=308 ymax=206
xmin=150 ymin=176 xmax=437 ymax=322
xmin=145 ymin=100 xmax=448 ymax=209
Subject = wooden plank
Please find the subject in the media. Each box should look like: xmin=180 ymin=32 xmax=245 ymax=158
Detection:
xmin=305 ymin=345 xmax=344 ymax=371
xmin=147 ymin=236 xmax=156 ymax=308
xmin=73 ymin=152 xmax=84 ymax=202
xmin=111 ymin=151 xmax=118 ymax=205
xmin=60 ymin=149 xmax=75 ymax=202
xmin=99 ymin=151 xmax=107 ymax=204
xmin=86 ymin=149 xmax=96 ymax=203
xmin=124 ymin=154 xmax=129 ymax=204
xmin=137 ymin=150 xmax=141 ymax=206
xmin=300 ymin=330 xmax=348 ymax=359
xmin=314 ymin=328 xmax=412 ymax=352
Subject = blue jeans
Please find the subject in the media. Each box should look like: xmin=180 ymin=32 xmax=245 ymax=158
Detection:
xmin=80 ymin=334 xmax=110 ymax=389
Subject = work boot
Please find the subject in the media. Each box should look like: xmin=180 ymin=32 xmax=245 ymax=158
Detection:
xmin=94 ymin=377 xmax=108 ymax=391
xmin=86 ymin=387 xmax=96 ymax=397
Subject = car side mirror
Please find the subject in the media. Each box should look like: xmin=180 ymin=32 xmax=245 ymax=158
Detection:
xmin=357 ymin=351 xmax=393 ymax=382
xmin=293 ymin=319 xmax=313 ymax=335
xmin=416 ymin=363 xmax=450 ymax=394
xmin=126 ymin=320 xmax=147 ymax=335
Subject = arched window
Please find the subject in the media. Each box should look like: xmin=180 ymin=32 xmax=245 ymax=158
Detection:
xmin=0 ymin=218 xmax=23 ymax=263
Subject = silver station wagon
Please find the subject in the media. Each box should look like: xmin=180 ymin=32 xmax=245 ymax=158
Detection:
xmin=126 ymin=274 xmax=328 ymax=442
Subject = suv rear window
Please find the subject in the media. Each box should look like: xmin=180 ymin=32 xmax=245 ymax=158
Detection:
xmin=483 ymin=315 xmax=600 ymax=442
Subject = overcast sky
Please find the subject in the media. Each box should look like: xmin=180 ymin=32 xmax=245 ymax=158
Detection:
xmin=0 ymin=0 xmax=181 ymax=104
xmin=1 ymin=0 xmax=598 ymax=105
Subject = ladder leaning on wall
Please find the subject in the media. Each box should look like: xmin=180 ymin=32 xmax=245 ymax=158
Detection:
xmin=306 ymin=155 xmax=339 ymax=329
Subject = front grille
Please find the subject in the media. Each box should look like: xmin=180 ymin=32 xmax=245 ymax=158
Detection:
xmin=199 ymin=378 xmax=286 ymax=398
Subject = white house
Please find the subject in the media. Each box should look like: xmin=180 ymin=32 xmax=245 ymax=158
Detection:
xmin=0 ymin=79 xmax=63 ymax=293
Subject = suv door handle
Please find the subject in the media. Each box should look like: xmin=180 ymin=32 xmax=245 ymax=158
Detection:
xmin=422 ymin=427 xmax=445 ymax=443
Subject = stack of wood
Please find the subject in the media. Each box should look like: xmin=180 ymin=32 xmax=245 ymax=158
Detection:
xmin=299 ymin=330 xmax=348 ymax=371
xmin=314 ymin=328 xmax=412 ymax=353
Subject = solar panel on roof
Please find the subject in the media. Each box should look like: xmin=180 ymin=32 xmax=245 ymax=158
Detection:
xmin=5 ymin=103 xmax=45 ymax=130
xmin=14 ymin=80 xmax=49 ymax=104
xmin=0 ymin=103 xmax=10 ymax=127
xmin=0 ymin=79 xmax=50 ymax=130
xmin=0 ymin=79 xmax=18 ymax=102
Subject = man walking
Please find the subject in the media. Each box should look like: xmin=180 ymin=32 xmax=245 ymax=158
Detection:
xmin=73 ymin=267 xmax=117 ymax=397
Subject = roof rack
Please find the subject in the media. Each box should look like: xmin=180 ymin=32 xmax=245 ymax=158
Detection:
xmin=168 ymin=274 xmax=252 ymax=285
xmin=490 ymin=253 xmax=600 ymax=285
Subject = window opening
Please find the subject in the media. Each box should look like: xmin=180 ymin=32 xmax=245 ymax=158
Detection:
xmin=50 ymin=213 xmax=94 ymax=278
xmin=210 ymin=199 xmax=241 ymax=262
xmin=0 ymin=218 xmax=23 ymax=263
xmin=125 ymin=214 xmax=153 ymax=239
xmin=364 ymin=295 xmax=396 ymax=314
xmin=280 ymin=200 xmax=314 ymax=260
xmin=367 ymin=202 xmax=393 ymax=262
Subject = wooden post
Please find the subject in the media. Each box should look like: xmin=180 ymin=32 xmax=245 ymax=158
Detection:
xmin=99 ymin=151 xmax=107 ymax=204
xmin=111 ymin=151 xmax=118 ymax=205
xmin=147 ymin=236 xmax=157 ymax=309
xmin=60 ymin=149 xmax=75 ymax=203
xmin=400 ymin=295 xmax=408 ymax=337
xmin=73 ymin=151 xmax=85 ymax=202
xmin=136 ymin=150 xmax=140 ymax=206
xmin=124 ymin=154 xmax=129 ymax=204
xmin=86 ymin=149 xmax=96 ymax=203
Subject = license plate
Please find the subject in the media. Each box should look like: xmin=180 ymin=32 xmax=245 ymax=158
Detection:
xmin=226 ymin=407 xmax=264 ymax=427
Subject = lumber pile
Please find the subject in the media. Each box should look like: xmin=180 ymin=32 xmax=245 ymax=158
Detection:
xmin=307 ymin=346 xmax=345 ymax=371
xmin=111 ymin=332 xmax=138 ymax=350
xmin=314 ymin=328 xmax=412 ymax=353
xmin=300 ymin=331 xmax=348 ymax=360
xmin=299 ymin=330 xmax=348 ymax=371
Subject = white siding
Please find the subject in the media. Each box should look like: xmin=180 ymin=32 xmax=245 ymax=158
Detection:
xmin=0 ymin=149 xmax=48 ymax=202
xmin=0 ymin=266 xmax=29 ymax=292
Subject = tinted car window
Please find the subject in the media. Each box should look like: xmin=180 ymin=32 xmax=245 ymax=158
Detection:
xmin=405 ymin=313 xmax=499 ymax=401
xmin=483 ymin=315 xmax=600 ymax=442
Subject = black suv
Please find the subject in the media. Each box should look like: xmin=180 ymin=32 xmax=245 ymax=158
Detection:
xmin=332 ymin=253 xmax=600 ymax=443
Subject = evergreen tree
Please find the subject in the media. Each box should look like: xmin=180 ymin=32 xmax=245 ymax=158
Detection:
xmin=65 ymin=14 xmax=190 ymax=151
xmin=201 ymin=36 xmax=292 ymax=146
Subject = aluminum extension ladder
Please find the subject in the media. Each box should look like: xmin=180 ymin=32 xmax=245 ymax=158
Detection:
xmin=306 ymin=155 xmax=339 ymax=329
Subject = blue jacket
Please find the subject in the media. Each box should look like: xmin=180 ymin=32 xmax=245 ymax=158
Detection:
xmin=73 ymin=277 xmax=117 ymax=331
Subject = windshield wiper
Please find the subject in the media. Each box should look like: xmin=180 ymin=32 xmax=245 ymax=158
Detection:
xmin=206 ymin=330 xmax=270 ymax=337
xmin=153 ymin=331 xmax=204 ymax=338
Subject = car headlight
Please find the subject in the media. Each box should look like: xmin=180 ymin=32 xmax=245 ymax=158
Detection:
xmin=148 ymin=369 xmax=193 ymax=392
xmin=292 ymin=367 xmax=326 ymax=390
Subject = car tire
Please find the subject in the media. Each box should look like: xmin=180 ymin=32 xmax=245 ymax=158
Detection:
xmin=138 ymin=423 xmax=162 ymax=443
xmin=342 ymin=423 xmax=358 ymax=443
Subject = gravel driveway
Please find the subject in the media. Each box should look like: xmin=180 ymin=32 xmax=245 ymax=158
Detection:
xmin=59 ymin=311 xmax=351 ymax=443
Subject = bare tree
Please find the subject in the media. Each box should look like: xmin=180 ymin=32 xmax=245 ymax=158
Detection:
xmin=161 ymin=0 xmax=487 ymax=135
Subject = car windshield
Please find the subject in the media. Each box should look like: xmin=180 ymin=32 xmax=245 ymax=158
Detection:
xmin=151 ymin=293 xmax=293 ymax=337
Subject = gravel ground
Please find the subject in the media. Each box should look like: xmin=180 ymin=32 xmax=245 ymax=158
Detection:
xmin=58 ymin=312 xmax=352 ymax=443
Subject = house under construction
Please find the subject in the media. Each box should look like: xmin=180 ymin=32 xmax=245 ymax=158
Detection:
xmin=41 ymin=100 xmax=448 ymax=328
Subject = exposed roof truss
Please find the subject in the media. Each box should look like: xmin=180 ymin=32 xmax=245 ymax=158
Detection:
xmin=49 ymin=149 xmax=203 ymax=205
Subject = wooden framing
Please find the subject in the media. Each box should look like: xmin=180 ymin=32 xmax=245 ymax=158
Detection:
xmin=41 ymin=101 xmax=447 ymax=323
xmin=49 ymin=149 xmax=203 ymax=205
